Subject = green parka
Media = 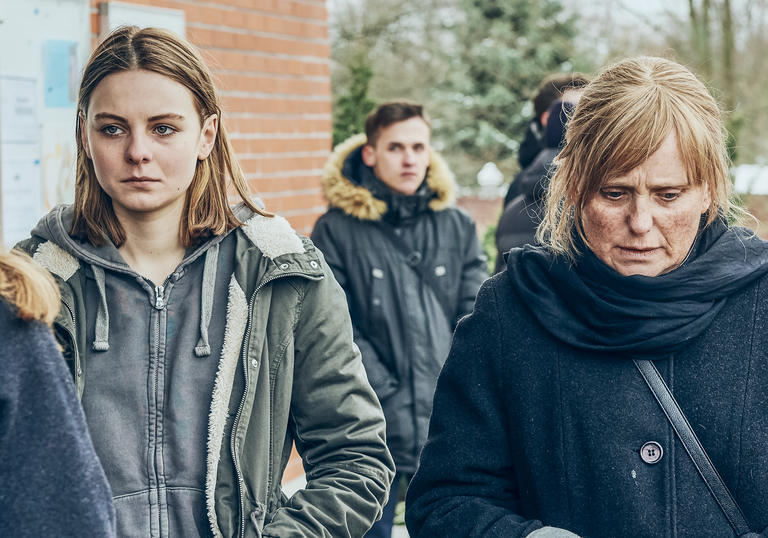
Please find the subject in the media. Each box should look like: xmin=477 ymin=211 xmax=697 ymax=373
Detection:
xmin=17 ymin=206 xmax=394 ymax=538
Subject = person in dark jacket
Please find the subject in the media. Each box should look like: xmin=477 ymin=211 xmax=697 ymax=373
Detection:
xmin=494 ymin=99 xmax=578 ymax=273
xmin=312 ymin=101 xmax=487 ymax=538
xmin=512 ymin=73 xmax=590 ymax=195
xmin=406 ymin=56 xmax=768 ymax=537
xmin=0 ymin=250 xmax=115 ymax=537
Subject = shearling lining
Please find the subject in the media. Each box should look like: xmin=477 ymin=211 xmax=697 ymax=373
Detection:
xmin=242 ymin=214 xmax=305 ymax=259
xmin=205 ymin=275 xmax=248 ymax=538
xmin=32 ymin=241 xmax=79 ymax=281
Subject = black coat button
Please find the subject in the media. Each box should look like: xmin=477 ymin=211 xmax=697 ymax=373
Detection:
xmin=406 ymin=251 xmax=422 ymax=266
xmin=640 ymin=441 xmax=663 ymax=464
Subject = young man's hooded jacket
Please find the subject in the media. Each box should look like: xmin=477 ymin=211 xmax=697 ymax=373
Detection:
xmin=16 ymin=203 xmax=394 ymax=538
xmin=311 ymin=133 xmax=488 ymax=473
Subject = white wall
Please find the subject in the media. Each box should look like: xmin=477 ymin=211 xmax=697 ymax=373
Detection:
xmin=0 ymin=0 xmax=90 ymax=246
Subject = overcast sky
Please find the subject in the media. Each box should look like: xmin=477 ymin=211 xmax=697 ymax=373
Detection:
xmin=565 ymin=0 xmax=689 ymax=30
xmin=574 ymin=0 xmax=686 ymax=16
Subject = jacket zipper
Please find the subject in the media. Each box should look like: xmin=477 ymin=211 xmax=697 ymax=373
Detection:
xmin=151 ymin=280 xmax=167 ymax=536
xmin=60 ymin=298 xmax=81 ymax=394
xmin=229 ymin=271 xmax=311 ymax=538
xmin=232 ymin=297 xmax=253 ymax=538
xmin=155 ymin=284 xmax=165 ymax=309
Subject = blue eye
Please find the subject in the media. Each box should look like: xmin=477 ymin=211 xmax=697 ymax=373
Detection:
xmin=101 ymin=125 xmax=123 ymax=136
xmin=602 ymin=190 xmax=623 ymax=200
xmin=659 ymin=192 xmax=680 ymax=201
xmin=154 ymin=125 xmax=175 ymax=136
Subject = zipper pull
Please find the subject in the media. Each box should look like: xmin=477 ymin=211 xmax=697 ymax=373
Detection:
xmin=154 ymin=285 xmax=165 ymax=309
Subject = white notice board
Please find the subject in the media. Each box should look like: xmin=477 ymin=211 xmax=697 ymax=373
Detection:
xmin=0 ymin=0 xmax=90 ymax=247
xmin=99 ymin=2 xmax=186 ymax=37
xmin=0 ymin=76 xmax=42 ymax=247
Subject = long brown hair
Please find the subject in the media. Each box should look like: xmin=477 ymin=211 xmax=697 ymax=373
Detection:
xmin=0 ymin=250 xmax=60 ymax=325
xmin=72 ymin=26 xmax=268 ymax=247
xmin=538 ymin=56 xmax=743 ymax=260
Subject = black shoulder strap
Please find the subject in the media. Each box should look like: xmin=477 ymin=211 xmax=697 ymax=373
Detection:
xmin=633 ymin=359 xmax=752 ymax=536
xmin=373 ymin=220 xmax=454 ymax=321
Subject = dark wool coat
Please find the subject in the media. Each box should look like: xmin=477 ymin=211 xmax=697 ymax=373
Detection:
xmin=0 ymin=299 xmax=115 ymax=536
xmin=406 ymin=269 xmax=768 ymax=537
xmin=311 ymin=133 xmax=487 ymax=473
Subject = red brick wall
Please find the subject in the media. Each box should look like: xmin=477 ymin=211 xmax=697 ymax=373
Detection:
xmin=89 ymin=0 xmax=332 ymax=235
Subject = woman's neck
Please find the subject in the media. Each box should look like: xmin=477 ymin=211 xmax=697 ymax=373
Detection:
xmin=115 ymin=206 xmax=187 ymax=286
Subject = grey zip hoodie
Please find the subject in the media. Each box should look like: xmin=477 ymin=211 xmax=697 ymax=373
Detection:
xmin=27 ymin=204 xmax=251 ymax=537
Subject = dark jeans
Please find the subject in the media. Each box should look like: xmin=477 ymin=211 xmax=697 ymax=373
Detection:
xmin=365 ymin=472 xmax=412 ymax=538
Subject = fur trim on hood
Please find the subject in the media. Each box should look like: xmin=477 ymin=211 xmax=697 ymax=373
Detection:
xmin=321 ymin=133 xmax=456 ymax=221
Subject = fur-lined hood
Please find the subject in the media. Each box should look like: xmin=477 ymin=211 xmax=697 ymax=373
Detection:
xmin=321 ymin=133 xmax=456 ymax=221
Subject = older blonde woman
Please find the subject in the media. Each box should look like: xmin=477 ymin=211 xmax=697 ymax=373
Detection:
xmin=405 ymin=56 xmax=768 ymax=537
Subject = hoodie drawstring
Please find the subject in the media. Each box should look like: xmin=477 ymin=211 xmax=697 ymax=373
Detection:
xmin=194 ymin=243 xmax=219 ymax=357
xmin=91 ymin=264 xmax=110 ymax=351
xmin=88 ymin=242 xmax=219 ymax=356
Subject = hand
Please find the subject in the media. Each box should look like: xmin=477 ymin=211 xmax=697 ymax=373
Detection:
xmin=528 ymin=526 xmax=581 ymax=538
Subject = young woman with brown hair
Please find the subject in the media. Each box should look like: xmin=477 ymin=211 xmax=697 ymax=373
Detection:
xmin=17 ymin=26 xmax=392 ymax=538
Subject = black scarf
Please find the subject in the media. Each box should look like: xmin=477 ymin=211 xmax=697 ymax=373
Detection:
xmin=506 ymin=219 xmax=768 ymax=357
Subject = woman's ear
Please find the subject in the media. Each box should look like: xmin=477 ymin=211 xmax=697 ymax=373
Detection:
xmin=198 ymin=114 xmax=218 ymax=160
xmin=79 ymin=111 xmax=92 ymax=159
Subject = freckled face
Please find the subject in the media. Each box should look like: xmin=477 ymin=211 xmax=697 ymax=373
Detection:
xmin=362 ymin=117 xmax=431 ymax=195
xmin=580 ymin=133 xmax=711 ymax=277
xmin=81 ymin=69 xmax=217 ymax=223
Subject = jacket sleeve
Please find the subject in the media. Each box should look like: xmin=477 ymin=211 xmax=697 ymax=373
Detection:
xmin=0 ymin=315 xmax=116 ymax=536
xmin=262 ymin=253 xmax=395 ymax=538
xmin=310 ymin=215 xmax=399 ymax=400
xmin=454 ymin=217 xmax=488 ymax=325
xmin=405 ymin=278 xmax=546 ymax=538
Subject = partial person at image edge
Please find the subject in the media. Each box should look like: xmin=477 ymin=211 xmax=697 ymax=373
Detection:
xmin=0 ymin=250 xmax=115 ymax=537
xmin=406 ymin=56 xmax=768 ymax=537
xmin=312 ymin=101 xmax=487 ymax=538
